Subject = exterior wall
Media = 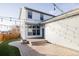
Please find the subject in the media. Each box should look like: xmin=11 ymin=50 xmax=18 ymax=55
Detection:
xmin=26 ymin=9 xmax=53 ymax=24
xmin=45 ymin=15 xmax=79 ymax=51
xmin=44 ymin=15 xmax=52 ymax=20
xmin=20 ymin=7 xmax=53 ymax=39
xmin=27 ymin=10 xmax=53 ymax=20
xmin=26 ymin=11 xmax=41 ymax=24
xmin=20 ymin=7 xmax=28 ymax=40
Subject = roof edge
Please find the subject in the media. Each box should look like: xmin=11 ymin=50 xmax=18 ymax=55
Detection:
xmin=24 ymin=7 xmax=55 ymax=17
xmin=42 ymin=8 xmax=79 ymax=24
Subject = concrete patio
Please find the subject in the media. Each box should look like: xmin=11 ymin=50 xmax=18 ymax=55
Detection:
xmin=9 ymin=39 xmax=79 ymax=56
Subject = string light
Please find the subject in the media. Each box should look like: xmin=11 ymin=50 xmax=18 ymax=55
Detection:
xmin=1 ymin=18 xmax=3 ymax=22
xmin=10 ymin=17 xmax=12 ymax=21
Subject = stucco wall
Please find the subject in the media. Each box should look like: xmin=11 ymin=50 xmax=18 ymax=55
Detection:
xmin=45 ymin=15 xmax=79 ymax=51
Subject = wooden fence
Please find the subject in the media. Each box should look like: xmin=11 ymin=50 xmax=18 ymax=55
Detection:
xmin=0 ymin=16 xmax=21 ymax=41
xmin=0 ymin=26 xmax=20 ymax=41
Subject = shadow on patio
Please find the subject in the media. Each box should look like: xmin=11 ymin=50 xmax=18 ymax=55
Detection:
xmin=9 ymin=41 xmax=46 ymax=56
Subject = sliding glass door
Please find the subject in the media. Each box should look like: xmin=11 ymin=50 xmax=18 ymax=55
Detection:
xmin=28 ymin=24 xmax=41 ymax=36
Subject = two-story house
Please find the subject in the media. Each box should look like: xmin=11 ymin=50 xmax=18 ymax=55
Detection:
xmin=19 ymin=7 xmax=55 ymax=40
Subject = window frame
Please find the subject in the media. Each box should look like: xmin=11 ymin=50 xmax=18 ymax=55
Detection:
xmin=27 ymin=25 xmax=40 ymax=36
xmin=28 ymin=10 xmax=32 ymax=19
xmin=40 ymin=14 xmax=44 ymax=21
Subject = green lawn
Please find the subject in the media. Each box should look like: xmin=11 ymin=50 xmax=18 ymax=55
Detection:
xmin=0 ymin=40 xmax=21 ymax=56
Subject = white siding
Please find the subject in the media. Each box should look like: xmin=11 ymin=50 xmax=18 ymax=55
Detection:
xmin=27 ymin=10 xmax=53 ymax=21
xmin=20 ymin=7 xmax=28 ymax=40
xmin=44 ymin=15 xmax=52 ymax=20
xmin=32 ymin=11 xmax=40 ymax=21
xmin=20 ymin=8 xmax=27 ymax=20
xmin=45 ymin=15 xmax=79 ymax=51
xmin=20 ymin=7 xmax=53 ymax=39
xmin=26 ymin=11 xmax=41 ymax=23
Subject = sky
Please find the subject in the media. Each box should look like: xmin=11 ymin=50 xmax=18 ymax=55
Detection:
xmin=0 ymin=3 xmax=79 ymax=31
xmin=0 ymin=3 xmax=79 ymax=18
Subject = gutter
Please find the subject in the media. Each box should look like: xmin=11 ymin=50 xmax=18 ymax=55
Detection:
xmin=41 ymin=8 xmax=79 ymax=24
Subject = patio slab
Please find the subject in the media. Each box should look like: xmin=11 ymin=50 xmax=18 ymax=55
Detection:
xmin=9 ymin=40 xmax=79 ymax=56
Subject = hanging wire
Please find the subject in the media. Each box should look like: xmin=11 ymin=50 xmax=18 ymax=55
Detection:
xmin=53 ymin=3 xmax=56 ymax=11
xmin=52 ymin=3 xmax=64 ymax=13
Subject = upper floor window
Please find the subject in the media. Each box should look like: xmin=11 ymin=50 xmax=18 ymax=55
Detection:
xmin=28 ymin=11 xmax=32 ymax=19
xmin=40 ymin=14 xmax=44 ymax=21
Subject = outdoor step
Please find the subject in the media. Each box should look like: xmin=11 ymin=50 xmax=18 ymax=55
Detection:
xmin=29 ymin=40 xmax=48 ymax=46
